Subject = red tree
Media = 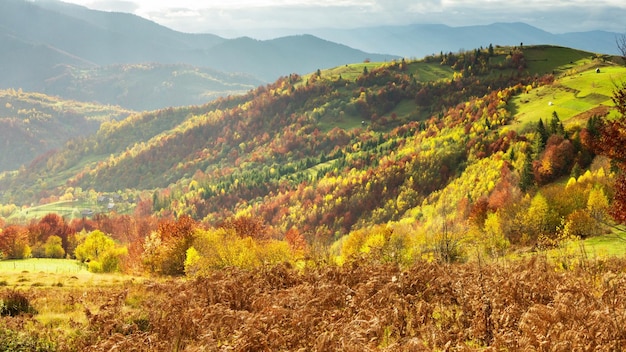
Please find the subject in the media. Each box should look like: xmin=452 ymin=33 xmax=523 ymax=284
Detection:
xmin=585 ymin=82 xmax=626 ymax=222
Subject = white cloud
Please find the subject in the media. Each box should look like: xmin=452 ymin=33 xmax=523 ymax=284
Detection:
xmin=55 ymin=0 xmax=626 ymax=35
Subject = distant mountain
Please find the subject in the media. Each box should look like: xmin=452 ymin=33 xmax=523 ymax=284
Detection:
xmin=0 ymin=0 xmax=395 ymax=110
xmin=308 ymin=22 xmax=622 ymax=58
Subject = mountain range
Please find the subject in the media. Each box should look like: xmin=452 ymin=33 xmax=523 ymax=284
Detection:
xmin=0 ymin=0 xmax=394 ymax=110
xmin=308 ymin=23 xmax=623 ymax=59
xmin=1 ymin=0 xmax=623 ymax=111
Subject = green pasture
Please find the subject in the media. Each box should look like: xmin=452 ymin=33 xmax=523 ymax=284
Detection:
xmin=509 ymin=65 xmax=626 ymax=130
xmin=312 ymin=60 xmax=454 ymax=83
xmin=0 ymin=258 xmax=138 ymax=288
xmin=317 ymin=108 xmax=363 ymax=132
xmin=535 ymin=233 xmax=626 ymax=265
xmin=7 ymin=191 xmax=135 ymax=222
xmin=7 ymin=200 xmax=91 ymax=222
xmin=318 ymin=62 xmax=385 ymax=81
xmin=407 ymin=62 xmax=454 ymax=82
xmin=523 ymin=46 xmax=595 ymax=75
xmin=577 ymin=233 xmax=626 ymax=258
xmin=0 ymin=258 xmax=85 ymax=274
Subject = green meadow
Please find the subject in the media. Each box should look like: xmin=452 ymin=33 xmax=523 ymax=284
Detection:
xmin=510 ymin=65 xmax=626 ymax=130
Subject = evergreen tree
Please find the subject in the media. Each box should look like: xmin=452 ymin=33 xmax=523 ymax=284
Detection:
xmin=520 ymin=150 xmax=534 ymax=192
xmin=536 ymin=118 xmax=548 ymax=145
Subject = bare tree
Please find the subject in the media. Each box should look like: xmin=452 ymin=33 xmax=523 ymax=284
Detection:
xmin=617 ymin=33 xmax=626 ymax=63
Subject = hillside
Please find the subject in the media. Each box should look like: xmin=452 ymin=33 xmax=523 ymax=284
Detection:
xmin=0 ymin=89 xmax=132 ymax=172
xmin=1 ymin=46 xmax=623 ymax=242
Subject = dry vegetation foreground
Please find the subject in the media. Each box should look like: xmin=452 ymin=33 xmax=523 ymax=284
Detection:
xmin=2 ymin=256 xmax=626 ymax=351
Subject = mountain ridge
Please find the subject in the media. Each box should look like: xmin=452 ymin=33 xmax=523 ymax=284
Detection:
xmin=3 ymin=0 xmax=622 ymax=112
xmin=0 ymin=0 xmax=394 ymax=110
xmin=307 ymin=22 xmax=622 ymax=58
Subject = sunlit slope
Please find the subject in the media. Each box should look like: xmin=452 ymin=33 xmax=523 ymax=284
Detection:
xmin=510 ymin=65 xmax=626 ymax=129
xmin=0 ymin=45 xmax=622 ymax=235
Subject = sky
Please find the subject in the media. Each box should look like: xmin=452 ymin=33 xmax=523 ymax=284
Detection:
xmin=55 ymin=0 xmax=626 ymax=37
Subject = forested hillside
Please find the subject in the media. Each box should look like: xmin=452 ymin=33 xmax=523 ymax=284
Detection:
xmin=0 ymin=89 xmax=132 ymax=172
xmin=2 ymin=45 xmax=624 ymax=249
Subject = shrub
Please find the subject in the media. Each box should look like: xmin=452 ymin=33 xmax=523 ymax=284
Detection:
xmin=184 ymin=228 xmax=295 ymax=276
xmin=0 ymin=327 xmax=55 ymax=352
xmin=0 ymin=290 xmax=37 ymax=317
xmin=338 ymin=224 xmax=416 ymax=265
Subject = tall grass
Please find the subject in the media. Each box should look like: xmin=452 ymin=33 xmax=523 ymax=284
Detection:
xmin=4 ymin=254 xmax=622 ymax=351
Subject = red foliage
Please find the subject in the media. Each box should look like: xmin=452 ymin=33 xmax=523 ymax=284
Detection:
xmin=533 ymin=135 xmax=574 ymax=184
xmin=28 ymin=213 xmax=73 ymax=252
xmin=488 ymin=164 xmax=519 ymax=210
xmin=284 ymin=227 xmax=307 ymax=251
xmin=468 ymin=197 xmax=489 ymax=227
xmin=220 ymin=215 xmax=273 ymax=241
xmin=158 ymin=215 xmax=197 ymax=242
xmin=0 ymin=225 xmax=28 ymax=259
xmin=610 ymin=174 xmax=626 ymax=223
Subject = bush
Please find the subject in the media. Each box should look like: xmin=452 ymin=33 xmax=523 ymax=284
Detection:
xmin=0 ymin=290 xmax=37 ymax=317
xmin=184 ymin=228 xmax=295 ymax=277
xmin=0 ymin=327 xmax=55 ymax=352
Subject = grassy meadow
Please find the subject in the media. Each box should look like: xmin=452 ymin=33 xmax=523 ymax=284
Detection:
xmin=6 ymin=197 xmax=134 ymax=223
xmin=510 ymin=65 xmax=626 ymax=129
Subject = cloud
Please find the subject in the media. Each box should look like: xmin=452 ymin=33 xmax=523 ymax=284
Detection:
xmin=58 ymin=0 xmax=626 ymax=35
xmin=85 ymin=0 xmax=138 ymax=13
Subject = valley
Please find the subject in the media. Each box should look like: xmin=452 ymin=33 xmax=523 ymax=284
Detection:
xmin=1 ymin=0 xmax=626 ymax=349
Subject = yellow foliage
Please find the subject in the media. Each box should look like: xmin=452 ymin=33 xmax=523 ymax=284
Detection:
xmin=566 ymin=177 xmax=577 ymax=189
xmin=185 ymin=228 xmax=295 ymax=277
xmin=577 ymin=170 xmax=593 ymax=184
xmin=338 ymin=224 xmax=417 ymax=266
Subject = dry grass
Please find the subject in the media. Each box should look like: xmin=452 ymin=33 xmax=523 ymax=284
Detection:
xmin=3 ymin=256 xmax=626 ymax=351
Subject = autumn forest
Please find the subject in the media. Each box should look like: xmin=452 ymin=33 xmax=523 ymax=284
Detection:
xmin=2 ymin=44 xmax=626 ymax=350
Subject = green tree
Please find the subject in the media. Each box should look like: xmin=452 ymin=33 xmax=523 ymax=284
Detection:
xmin=519 ymin=150 xmax=534 ymax=192
xmin=44 ymin=235 xmax=65 ymax=259
xmin=75 ymin=230 xmax=127 ymax=273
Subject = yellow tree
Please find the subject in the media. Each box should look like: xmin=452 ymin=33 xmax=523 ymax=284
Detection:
xmin=524 ymin=192 xmax=557 ymax=244
xmin=587 ymin=186 xmax=609 ymax=223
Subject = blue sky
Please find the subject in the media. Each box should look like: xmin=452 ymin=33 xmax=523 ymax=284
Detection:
xmin=53 ymin=0 xmax=626 ymax=37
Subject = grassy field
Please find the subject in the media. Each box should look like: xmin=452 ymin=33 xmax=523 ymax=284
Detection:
xmin=7 ymin=200 xmax=92 ymax=223
xmin=311 ymin=60 xmax=454 ymax=83
xmin=578 ymin=232 xmax=626 ymax=258
xmin=522 ymin=45 xmax=596 ymax=75
xmin=0 ymin=258 xmax=138 ymax=288
xmin=6 ymin=196 xmax=135 ymax=223
xmin=509 ymin=64 xmax=626 ymax=130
